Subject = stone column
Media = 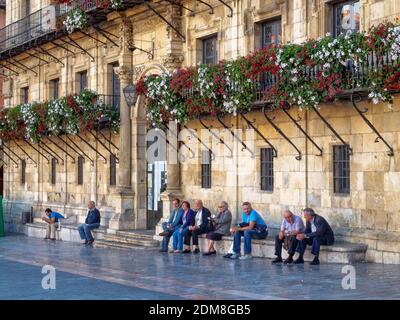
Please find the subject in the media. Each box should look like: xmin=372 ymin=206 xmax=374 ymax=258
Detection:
xmin=156 ymin=3 xmax=185 ymax=236
xmin=109 ymin=18 xmax=135 ymax=231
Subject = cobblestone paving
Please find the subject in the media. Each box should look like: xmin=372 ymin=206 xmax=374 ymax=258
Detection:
xmin=0 ymin=235 xmax=399 ymax=300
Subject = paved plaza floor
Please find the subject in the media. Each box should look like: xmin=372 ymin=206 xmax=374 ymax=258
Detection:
xmin=0 ymin=235 xmax=399 ymax=300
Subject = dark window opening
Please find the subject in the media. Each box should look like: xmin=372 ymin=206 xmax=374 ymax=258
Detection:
xmin=21 ymin=87 xmax=29 ymax=104
xmin=333 ymin=145 xmax=350 ymax=194
xmin=50 ymin=78 xmax=60 ymax=99
xmin=51 ymin=158 xmax=57 ymax=185
xmin=77 ymin=156 xmax=84 ymax=185
xmin=78 ymin=70 xmax=88 ymax=93
xmin=201 ymin=150 xmax=211 ymax=189
xmin=261 ymin=148 xmax=274 ymax=191
xmin=21 ymin=159 xmax=26 ymax=184
xmin=333 ymin=1 xmax=360 ymax=37
xmin=110 ymin=154 xmax=117 ymax=186
xmin=202 ymin=36 xmax=217 ymax=65
xmin=261 ymin=19 xmax=281 ymax=47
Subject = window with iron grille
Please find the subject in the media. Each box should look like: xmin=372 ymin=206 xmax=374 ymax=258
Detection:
xmin=78 ymin=70 xmax=88 ymax=93
xmin=77 ymin=156 xmax=84 ymax=185
xmin=21 ymin=87 xmax=29 ymax=104
xmin=50 ymin=78 xmax=60 ymax=99
xmin=51 ymin=158 xmax=57 ymax=185
xmin=110 ymin=62 xmax=121 ymax=110
xmin=260 ymin=148 xmax=274 ymax=191
xmin=333 ymin=145 xmax=350 ymax=194
xmin=110 ymin=154 xmax=117 ymax=186
xmin=21 ymin=159 xmax=26 ymax=184
xmin=202 ymin=36 xmax=217 ymax=65
xmin=261 ymin=19 xmax=281 ymax=47
xmin=201 ymin=150 xmax=211 ymax=189
xmin=333 ymin=1 xmax=360 ymax=37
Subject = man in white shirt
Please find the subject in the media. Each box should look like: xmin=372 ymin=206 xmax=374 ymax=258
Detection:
xmin=183 ymin=200 xmax=211 ymax=254
xmin=272 ymin=210 xmax=305 ymax=264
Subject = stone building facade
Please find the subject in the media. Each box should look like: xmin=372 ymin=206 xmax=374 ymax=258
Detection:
xmin=0 ymin=0 xmax=399 ymax=263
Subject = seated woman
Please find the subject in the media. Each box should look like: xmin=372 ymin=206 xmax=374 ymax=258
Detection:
xmin=172 ymin=201 xmax=195 ymax=253
xmin=203 ymin=201 xmax=232 ymax=256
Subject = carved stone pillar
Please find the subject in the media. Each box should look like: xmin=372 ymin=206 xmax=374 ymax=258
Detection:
xmin=109 ymin=18 xmax=135 ymax=231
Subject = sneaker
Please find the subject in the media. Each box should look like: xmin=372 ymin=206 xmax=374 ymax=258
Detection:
xmin=203 ymin=251 xmax=216 ymax=256
xmin=82 ymin=240 xmax=88 ymax=245
xmin=293 ymin=257 xmax=304 ymax=264
xmin=284 ymin=257 xmax=294 ymax=264
xmin=239 ymin=255 xmax=252 ymax=260
xmin=158 ymin=231 xmax=170 ymax=237
xmin=43 ymin=237 xmax=50 ymax=240
xmin=182 ymin=249 xmax=191 ymax=254
xmin=310 ymin=257 xmax=320 ymax=265
xmin=168 ymin=249 xmax=175 ymax=253
xmin=173 ymin=250 xmax=181 ymax=253
xmin=87 ymin=240 xmax=94 ymax=246
xmin=223 ymin=253 xmax=233 ymax=259
xmin=230 ymin=254 xmax=240 ymax=260
xmin=193 ymin=248 xmax=200 ymax=254
xmin=271 ymin=257 xmax=283 ymax=264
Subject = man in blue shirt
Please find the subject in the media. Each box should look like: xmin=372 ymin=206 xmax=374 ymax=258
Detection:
xmin=158 ymin=198 xmax=183 ymax=252
xmin=231 ymin=202 xmax=268 ymax=260
xmin=77 ymin=201 xmax=101 ymax=245
xmin=42 ymin=208 xmax=64 ymax=240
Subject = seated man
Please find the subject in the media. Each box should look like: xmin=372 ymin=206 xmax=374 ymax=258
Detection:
xmin=42 ymin=208 xmax=64 ymax=240
xmin=183 ymin=199 xmax=211 ymax=254
xmin=159 ymin=198 xmax=183 ymax=252
xmin=77 ymin=201 xmax=101 ymax=246
xmin=295 ymin=208 xmax=335 ymax=265
xmin=272 ymin=210 xmax=305 ymax=264
xmin=231 ymin=202 xmax=268 ymax=260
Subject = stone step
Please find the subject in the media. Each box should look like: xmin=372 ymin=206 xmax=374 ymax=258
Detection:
xmin=103 ymin=234 xmax=160 ymax=247
xmin=95 ymin=240 xmax=159 ymax=250
xmin=114 ymin=230 xmax=156 ymax=241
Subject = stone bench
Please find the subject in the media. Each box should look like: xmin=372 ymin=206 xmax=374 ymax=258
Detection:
xmin=154 ymin=228 xmax=368 ymax=264
xmin=24 ymin=222 xmax=106 ymax=242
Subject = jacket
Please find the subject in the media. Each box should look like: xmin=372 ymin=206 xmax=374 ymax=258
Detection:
xmin=213 ymin=209 xmax=232 ymax=235
xmin=85 ymin=208 xmax=101 ymax=225
xmin=304 ymin=214 xmax=334 ymax=244
xmin=168 ymin=208 xmax=183 ymax=229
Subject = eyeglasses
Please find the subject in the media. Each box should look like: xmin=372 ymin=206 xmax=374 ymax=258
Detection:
xmin=218 ymin=206 xmax=224 ymax=208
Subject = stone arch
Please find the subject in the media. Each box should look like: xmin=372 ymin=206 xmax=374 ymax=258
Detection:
xmin=132 ymin=63 xmax=168 ymax=120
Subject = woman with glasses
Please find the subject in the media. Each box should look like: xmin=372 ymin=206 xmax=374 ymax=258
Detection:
xmin=172 ymin=201 xmax=195 ymax=253
xmin=203 ymin=201 xmax=232 ymax=256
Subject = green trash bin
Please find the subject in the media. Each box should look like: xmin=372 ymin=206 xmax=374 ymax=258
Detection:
xmin=0 ymin=196 xmax=4 ymax=237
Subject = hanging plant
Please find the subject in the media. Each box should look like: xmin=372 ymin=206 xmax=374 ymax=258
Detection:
xmin=63 ymin=6 xmax=88 ymax=34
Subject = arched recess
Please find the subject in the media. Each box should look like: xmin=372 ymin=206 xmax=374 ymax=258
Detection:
xmin=131 ymin=63 xmax=168 ymax=229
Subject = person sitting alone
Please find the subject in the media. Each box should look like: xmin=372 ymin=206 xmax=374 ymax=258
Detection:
xmin=203 ymin=201 xmax=232 ymax=256
xmin=272 ymin=210 xmax=305 ymax=264
xmin=159 ymin=198 xmax=183 ymax=253
xmin=230 ymin=202 xmax=268 ymax=260
xmin=42 ymin=208 xmax=64 ymax=240
xmin=295 ymin=208 xmax=335 ymax=265
xmin=77 ymin=201 xmax=101 ymax=246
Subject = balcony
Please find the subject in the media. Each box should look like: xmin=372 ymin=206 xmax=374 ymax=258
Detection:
xmin=0 ymin=4 xmax=67 ymax=58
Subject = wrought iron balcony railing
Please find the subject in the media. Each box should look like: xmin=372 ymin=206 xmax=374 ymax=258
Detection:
xmin=97 ymin=94 xmax=121 ymax=111
xmin=0 ymin=4 xmax=67 ymax=53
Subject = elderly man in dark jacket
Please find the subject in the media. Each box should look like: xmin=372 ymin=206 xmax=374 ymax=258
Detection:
xmin=77 ymin=201 xmax=101 ymax=246
xmin=295 ymin=208 xmax=334 ymax=265
xmin=183 ymin=199 xmax=211 ymax=254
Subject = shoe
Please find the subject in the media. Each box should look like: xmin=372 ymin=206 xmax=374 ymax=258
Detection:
xmin=230 ymin=254 xmax=240 ymax=259
xmin=193 ymin=248 xmax=200 ymax=254
xmin=271 ymin=257 xmax=283 ymax=264
xmin=43 ymin=237 xmax=50 ymax=240
xmin=203 ymin=251 xmax=216 ymax=256
xmin=310 ymin=257 xmax=320 ymax=265
xmin=239 ymin=255 xmax=252 ymax=260
xmin=159 ymin=231 xmax=170 ymax=237
xmin=173 ymin=250 xmax=181 ymax=253
xmin=293 ymin=257 xmax=304 ymax=264
xmin=182 ymin=249 xmax=191 ymax=254
xmin=284 ymin=257 xmax=294 ymax=264
xmin=223 ymin=253 xmax=233 ymax=259
xmin=49 ymin=238 xmax=56 ymax=241
xmin=87 ymin=240 xmax=94 ymax=246
xmin=168 ymin=249 xmax=175 ymax=253
xmin=82 ymin=240 xmax=88 ymax=245
xmin=159 ymin=249 xmax=168 ymax=253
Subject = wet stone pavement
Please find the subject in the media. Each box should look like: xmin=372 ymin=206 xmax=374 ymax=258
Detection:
xmin=0 ymin=235 xmax=399 ymax=300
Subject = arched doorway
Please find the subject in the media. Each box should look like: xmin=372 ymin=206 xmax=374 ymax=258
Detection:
xmin=134 ymin=64 xmax=168 ymax=229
